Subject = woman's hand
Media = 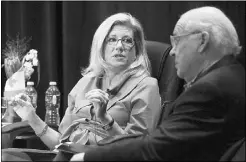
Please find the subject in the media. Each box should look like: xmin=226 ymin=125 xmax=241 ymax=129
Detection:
xmin=9 ymin=93 xmax=36 ymax=121
xmin=85 ymin=89 xmax=109 ymax=119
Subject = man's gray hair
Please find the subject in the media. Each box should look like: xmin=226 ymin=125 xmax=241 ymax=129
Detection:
xmin=81 ymin=12 xmax=150 ymax=77
xmin=179 ymin=6 xmax=241 ymax=56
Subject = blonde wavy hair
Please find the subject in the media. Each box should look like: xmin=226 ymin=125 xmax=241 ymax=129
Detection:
xmin=81 ymin=12 xmax=151 ymax=77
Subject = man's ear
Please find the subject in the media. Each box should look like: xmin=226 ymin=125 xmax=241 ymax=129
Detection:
xmin=198 ymin=31 xmax=209 ymax=53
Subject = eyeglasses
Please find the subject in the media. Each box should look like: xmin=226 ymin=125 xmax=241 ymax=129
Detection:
xmin=106 ymin=36 xmax=135 ymax=49
xmin=170 ymin=31 xmax=201 ymax=48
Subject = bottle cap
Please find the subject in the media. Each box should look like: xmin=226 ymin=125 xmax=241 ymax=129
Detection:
xmin=49 ymin=81 xmax=57 ymax=86
xmin=27 ymin=81 xmax=34 ymax=86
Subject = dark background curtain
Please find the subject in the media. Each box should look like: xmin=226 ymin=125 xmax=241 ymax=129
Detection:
xmin=1 ymin=1 xmax=245 ymax=120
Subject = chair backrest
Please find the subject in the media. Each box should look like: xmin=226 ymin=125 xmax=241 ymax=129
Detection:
xmin=146 ymin=40 xmax=184 ymax=104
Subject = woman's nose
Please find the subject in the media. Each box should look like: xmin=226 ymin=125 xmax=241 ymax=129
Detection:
xmin=115 ymin=40 xmax=124 ymax=49
xmin=115 ymin=43 xmax=124 ymax=53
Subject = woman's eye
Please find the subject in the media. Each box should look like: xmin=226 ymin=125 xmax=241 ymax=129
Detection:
xmin=108 ymin=38 xmax=117 ymax=42
xmin=123 ymin=38 xmax=133 ymax=44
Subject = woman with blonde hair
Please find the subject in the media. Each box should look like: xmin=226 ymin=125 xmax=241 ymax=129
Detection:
xmin=3 ymin=12 xmax=160 ymax=161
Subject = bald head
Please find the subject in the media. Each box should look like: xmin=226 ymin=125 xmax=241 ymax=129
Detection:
xmin=176 ymin=6 xmax=241 ymax=56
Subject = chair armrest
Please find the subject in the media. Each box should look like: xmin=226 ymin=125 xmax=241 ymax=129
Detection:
xmin=97 ymin=133 xmax=142 ymax=146
xmin=55 ymin=142 xmax=98 ymax=154
xmin=55 ymin=134 xmax=142 ymax=154
xmin=2 ymin=121 xmax=31 ymax=133
xmin=2 ymin=121 xmax=33 ymax=148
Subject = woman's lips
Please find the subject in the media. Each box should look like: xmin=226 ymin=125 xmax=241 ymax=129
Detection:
xmin=113 ymin=54 xmax=125 ymax=58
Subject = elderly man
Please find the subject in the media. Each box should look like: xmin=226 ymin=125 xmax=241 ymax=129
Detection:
xmin=68 ymin=6 xmax=245 ymax=161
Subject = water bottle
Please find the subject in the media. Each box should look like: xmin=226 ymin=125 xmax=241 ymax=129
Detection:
xmin=45 ymin=81 xmax=61 ymax=127
xmin=25 ymin=81 xmax=38 ymax=110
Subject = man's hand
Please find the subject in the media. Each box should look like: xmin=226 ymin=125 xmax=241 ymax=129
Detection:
xmin=70 ymin=152 xmax=85 ymax=161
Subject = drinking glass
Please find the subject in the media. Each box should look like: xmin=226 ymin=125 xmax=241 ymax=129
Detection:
xmin=1 ymin=97 xmax=8 ymax=119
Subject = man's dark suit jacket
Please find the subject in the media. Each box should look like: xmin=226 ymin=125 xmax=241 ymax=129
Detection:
xmin=84 ymin=55 xmax=245 ymax=161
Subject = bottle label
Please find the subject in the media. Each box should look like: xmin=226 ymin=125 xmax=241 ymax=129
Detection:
xmin=31 ymin=95 xmax=37 ymax=108
xmin=27 ymin=94 xmax=37 ymax=109
xmin=52 ymin=95 xmax=57 ymax=105
xmin=32 ymin=95 xmax=37 ymax=105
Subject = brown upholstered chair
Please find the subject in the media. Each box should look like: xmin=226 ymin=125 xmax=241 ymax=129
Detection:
xmin=146 ymin=40 xmax=184 ymax=104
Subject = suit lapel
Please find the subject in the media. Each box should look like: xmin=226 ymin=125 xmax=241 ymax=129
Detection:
xmin=187 ymin=55 xmax=236 ymax=89
xmin=165 ymin=55 xmax=236 ymax=118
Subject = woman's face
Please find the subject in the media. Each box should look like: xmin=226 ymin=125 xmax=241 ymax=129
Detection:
xmin=104 ymin=25 xmax=136 ymax=72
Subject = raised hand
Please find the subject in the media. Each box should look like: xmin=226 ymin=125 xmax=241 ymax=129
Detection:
xmin=9 ymin=93 xmax=35 ymax=121
xmin=85 ymin=89 xmax=109 ymax=119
